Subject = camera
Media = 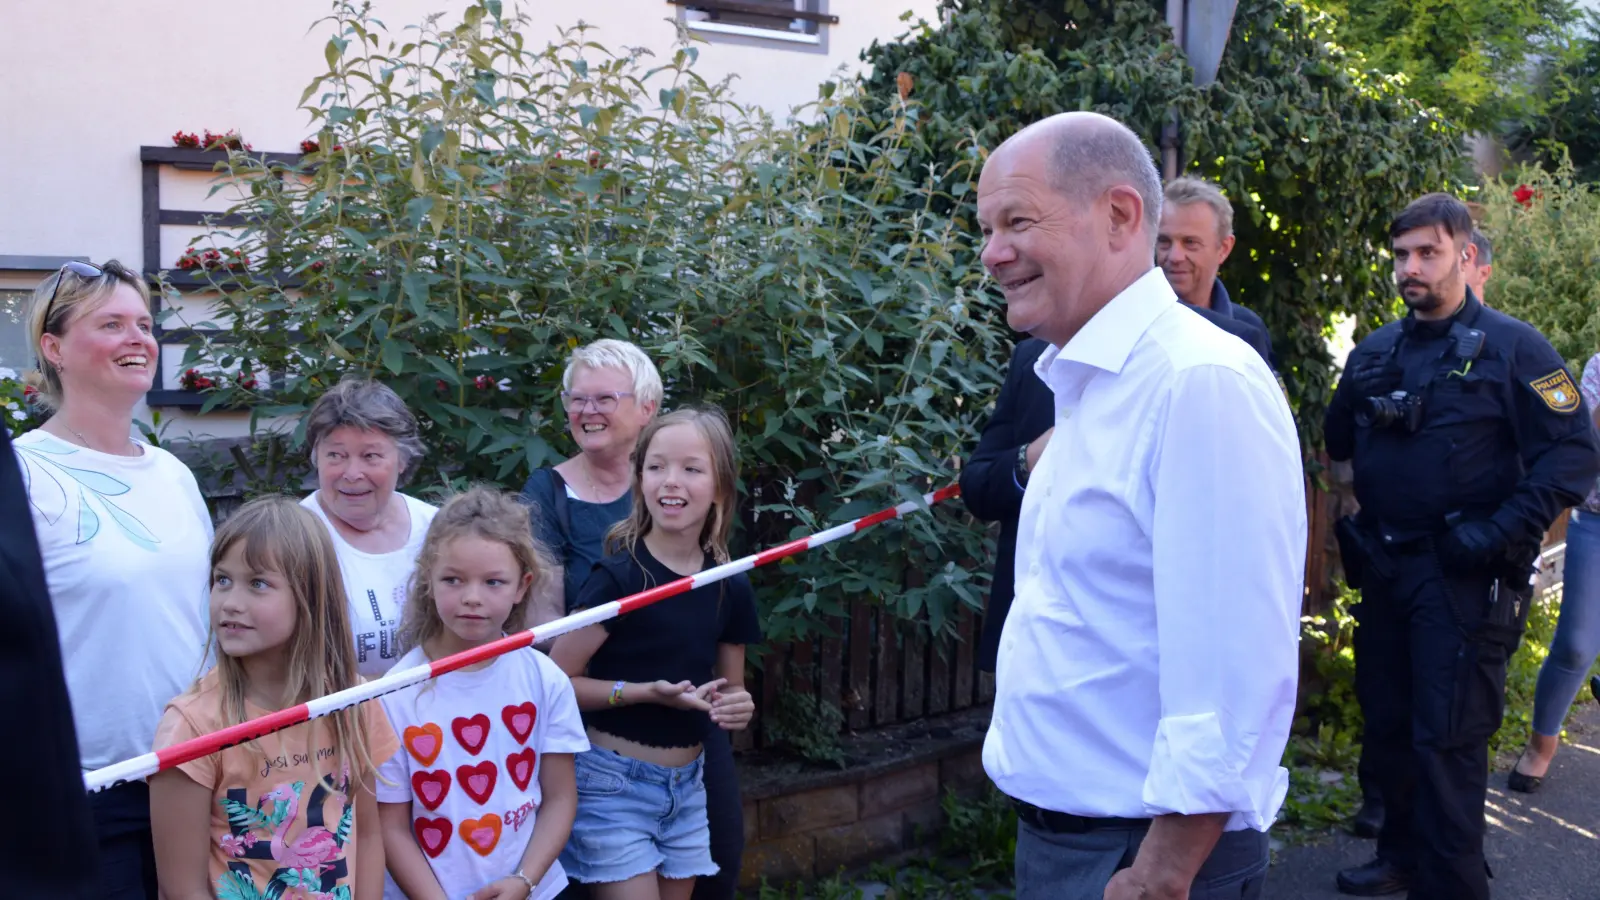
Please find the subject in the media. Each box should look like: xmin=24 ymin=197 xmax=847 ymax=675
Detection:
xmin=1356 ymin=390 xmax=1424 ymax=432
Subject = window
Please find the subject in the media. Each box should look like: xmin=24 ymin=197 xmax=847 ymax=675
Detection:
xmin=0 ymin=290 xmax=32 ymax=373
xmin=676 ymin=0 xmax=832 ymax=46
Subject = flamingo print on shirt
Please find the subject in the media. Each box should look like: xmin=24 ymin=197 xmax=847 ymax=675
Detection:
xmin=213 ymin=774 xmax=357 ymax=900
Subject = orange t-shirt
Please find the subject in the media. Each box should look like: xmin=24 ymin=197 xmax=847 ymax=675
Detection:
xmin=153 ymin=670 xmax=399 ymax=899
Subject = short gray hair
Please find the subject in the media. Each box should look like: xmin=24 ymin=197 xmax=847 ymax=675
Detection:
xmin=1164 ymin=176 xmax=1234 ymax=240
xmin=562 ymin=339 xmax=664 ymax=407
xmin=303 ymin=377 xmax=426 ymax=477
xmin=1042 ymin=114 xmax=1164 ymax=242
xmin=1470 ymin=229 xmax=1493 ymax=266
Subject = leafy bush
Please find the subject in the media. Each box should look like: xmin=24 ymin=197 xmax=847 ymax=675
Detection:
xmin=763 ymin=686 xmax=847 ymax=767
xmin=1475 ymin=158 xmax=1600 ymax=375
xmin=858 ymin=0 xmax=1463 ymax=453
xmin=1502 ymin=10 xmax=1600 ymax=183
xmin=1310 ymin=0 xmax=1577 ymax=135
xmin=173 ymin=0 xmax=1007 ymax=643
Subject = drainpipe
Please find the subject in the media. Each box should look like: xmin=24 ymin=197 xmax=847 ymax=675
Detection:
xmin=1162 ymin=0 xmax=1186 ymax=180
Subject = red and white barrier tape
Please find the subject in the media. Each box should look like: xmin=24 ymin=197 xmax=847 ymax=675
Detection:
xmin=84 ymin=483 xmax=961 ymax=793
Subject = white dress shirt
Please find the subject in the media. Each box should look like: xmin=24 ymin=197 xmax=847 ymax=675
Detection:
xmin=982 ymin=267 xmax=1306 ymax=833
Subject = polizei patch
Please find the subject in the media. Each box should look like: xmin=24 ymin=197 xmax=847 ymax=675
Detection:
xmin=1529 ymin=369 xmax=1581 ymax=413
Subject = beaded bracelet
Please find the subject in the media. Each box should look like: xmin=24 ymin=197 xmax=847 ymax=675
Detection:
xmin=509 ymin=871 xmax=535 ymax=895
xmin=608 ymin=680 xmax=626 ymax=706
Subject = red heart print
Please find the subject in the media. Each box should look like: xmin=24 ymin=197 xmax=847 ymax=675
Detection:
xmin=507 ymin=748 xmax=537 ymax=791
xmin=404 ymin=723 xmax=444 ymax=766
xmin=458 ymin=760 xmax=498 ymax=805
xmin=452 ymin=713 xmax=491 ymax=755
xmin=501 ymin=702 xmax=538 ymax=745
xmin=413 ymin=816 xmax=452 ymax=858
xmin=460 ymin=814 xmax=502 ymax=856
xmin=411 ymin=770 xmax=451 ymax=811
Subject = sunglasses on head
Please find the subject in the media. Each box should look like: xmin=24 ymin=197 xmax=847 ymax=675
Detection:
xmin=41 ymin=261 xmax=106 ymax=323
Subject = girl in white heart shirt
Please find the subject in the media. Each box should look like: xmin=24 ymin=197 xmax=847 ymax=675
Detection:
xmin=377 ymin=488 xmax=587 ymax=900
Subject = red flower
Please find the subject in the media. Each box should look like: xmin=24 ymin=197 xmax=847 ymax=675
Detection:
xmin=589 ymin=151 xmax=601 ymax=168
xmin=22 ymin=384 xmax=38 ymax=399
xmin=1513 ymin=184 xmax=1535 ymax=207
xmin=436 ymin=379 xmax=449 ymax=392
xmin=332 ymin=143 xmax=343 ymax=152
xmin=237 ymin=373 xmax=258 ymax=390
xmin=300 ymin=138 xmax=320 ymax=154
xmin=172 ymin=131 xmax=201 ymax=149
xmin=309 ymin=260 xmax=326 ymax=273
xmin=176 ymin=252 xmax=200 ymax=271
xmin=474 ymin=375 xmax=493 ymax=391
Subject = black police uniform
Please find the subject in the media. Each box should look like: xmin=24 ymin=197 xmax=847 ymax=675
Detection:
xmin=1324 ymin=289 xmax=1600 ymax=899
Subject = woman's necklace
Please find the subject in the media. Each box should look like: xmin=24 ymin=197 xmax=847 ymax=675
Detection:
xmin=581 ymin=456 xmax=601 ymax=501
xmin=65 ymin=425 xmax=136 ymax=455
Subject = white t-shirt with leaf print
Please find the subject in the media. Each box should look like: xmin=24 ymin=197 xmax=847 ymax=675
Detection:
xmin=13 ymin=430 xmax=213 ymax=772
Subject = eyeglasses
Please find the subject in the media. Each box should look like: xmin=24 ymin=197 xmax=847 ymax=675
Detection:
xmin=41 ymin=261 xmax=105 ymax=324
xmin=561 ymin=390 xmax=634 ymax=414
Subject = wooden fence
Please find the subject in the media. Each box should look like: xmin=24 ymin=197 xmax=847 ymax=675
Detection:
xmin=736 ymin=602 xmax=994 ymax=752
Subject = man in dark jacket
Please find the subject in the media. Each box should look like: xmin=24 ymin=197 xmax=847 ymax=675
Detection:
xmin=961 ymin=302 xmax=1270 ymax=672
xmin=1158 ymin=176 xmax=1278 ymax=370
xmin=0 ymin=423 xmax=97 ymax=897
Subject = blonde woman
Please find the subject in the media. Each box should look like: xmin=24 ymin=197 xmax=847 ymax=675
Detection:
xmin=13 ymin=260 xmax=212 ymax=899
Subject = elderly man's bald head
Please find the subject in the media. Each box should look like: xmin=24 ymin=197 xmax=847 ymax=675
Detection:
xmin=977 ymin=112 xmax=1167 ymax=346
xmin=992 ymin=112 xmax=1164 ymax=239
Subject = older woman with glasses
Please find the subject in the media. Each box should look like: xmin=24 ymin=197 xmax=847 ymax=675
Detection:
xmin=522 ymin=339 xmax=753 ymax=900
xmin=522 ymin=339 xmax=662 ymax=626
xmin=13 ymin=260 xmax=213 ymax=899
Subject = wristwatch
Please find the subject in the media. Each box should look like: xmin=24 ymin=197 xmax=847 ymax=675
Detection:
xmin=1015 ymin=443 xmax=1031 ymax=486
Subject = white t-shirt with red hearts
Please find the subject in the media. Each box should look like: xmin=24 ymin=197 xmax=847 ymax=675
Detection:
xmin=376 ymin=645 xmax=588 ymax=900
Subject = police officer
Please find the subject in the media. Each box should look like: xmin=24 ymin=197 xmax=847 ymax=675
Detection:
xmin=1326 ymin=193 xmax=1600 ymax=899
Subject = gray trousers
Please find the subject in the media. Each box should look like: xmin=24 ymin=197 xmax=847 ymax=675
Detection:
xmin=1015 ymin=818 xmax=1270 ymax=900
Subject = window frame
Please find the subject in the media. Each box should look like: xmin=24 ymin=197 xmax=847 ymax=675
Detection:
xmin=671 ymin=0 xmax=833 ymax=50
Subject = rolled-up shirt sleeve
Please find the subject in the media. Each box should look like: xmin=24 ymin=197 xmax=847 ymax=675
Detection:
xmin=1144 ymin=363 xmax=1306 ymax=831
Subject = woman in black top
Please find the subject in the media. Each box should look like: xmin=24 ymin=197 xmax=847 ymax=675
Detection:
xmin=551 ymin=407 xmax=761 ymax=900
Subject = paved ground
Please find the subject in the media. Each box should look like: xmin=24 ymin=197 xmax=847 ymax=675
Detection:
xmin=1268 ymin=703 xmax=1600 ymax=899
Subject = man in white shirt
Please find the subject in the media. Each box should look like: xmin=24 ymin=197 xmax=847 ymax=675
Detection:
xmin=976 ymin=112 xmax=1307 ymax=900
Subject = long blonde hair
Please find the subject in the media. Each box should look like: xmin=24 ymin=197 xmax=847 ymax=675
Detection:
xmin=605 ymin=405 xmax=739 ymax=564
xmin=204 ymin=496 xmax=380 ymax=789
xmin=398 ymin=486 xmax=556 ymax=656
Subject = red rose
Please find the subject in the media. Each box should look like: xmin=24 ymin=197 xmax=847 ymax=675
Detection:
xmin=1513 ymin=184 xmax=1535 ymax=207
xmin=475 ymin=375 xmax=493 ymax=390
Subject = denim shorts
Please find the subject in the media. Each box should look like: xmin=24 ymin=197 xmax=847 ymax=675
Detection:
xmin=559 ymin=746 xmax=718 ymax=884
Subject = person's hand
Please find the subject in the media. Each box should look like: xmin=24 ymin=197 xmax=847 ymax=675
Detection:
xmin=467 ymin=875 xmax=532 ymax=900
xmin=709 ymin=686 xmax=754 ymax=730
xmin=1346 ymin=352 xmax=1401 ymax=399
xmin=647 ymin=679 xmax=723 ymax=712
xmin=1024 ymin=426 xmax=1055 ymax=473
xmin=1439 ymin=520 xmax=1509 ymax=570
xmin=1105 ymin=867 xmax=1186 ymax=900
